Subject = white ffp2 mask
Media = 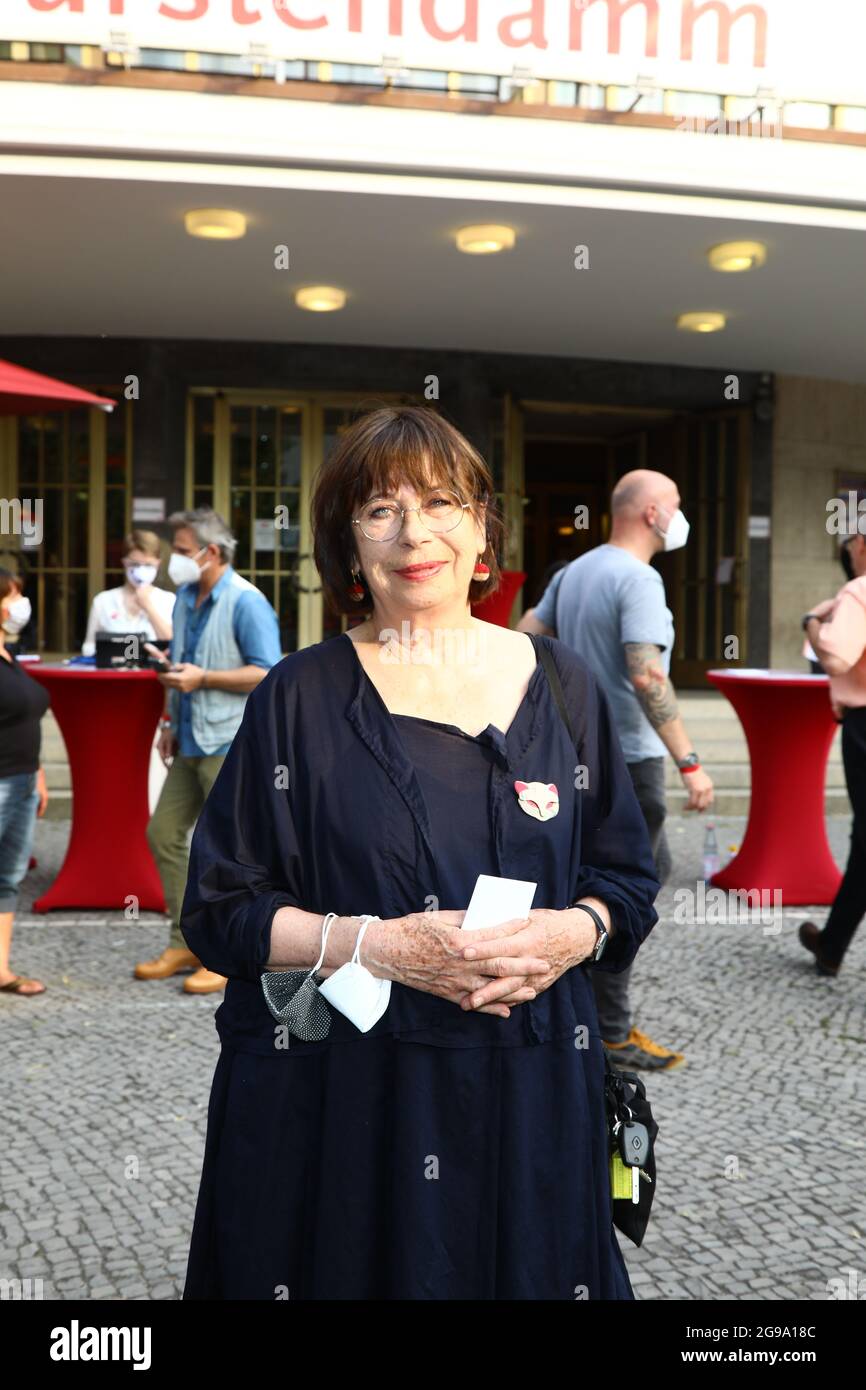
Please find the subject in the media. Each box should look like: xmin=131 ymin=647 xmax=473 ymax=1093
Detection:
xmin=168 ymin=549 xmax=205 ymax=587
xmin=318 ymin=915 xmax=391 ymax=1032
xmin=127 ymin=563 xmax=158 ymax=587
xmin=656 ymin=507 xmax=690 ymax=552
xmin=2 ymin=595 xmax=31 ymax=635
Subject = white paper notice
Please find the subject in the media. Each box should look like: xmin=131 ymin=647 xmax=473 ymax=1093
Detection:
xmin=461 ymin=874 xmax=537 ymax=932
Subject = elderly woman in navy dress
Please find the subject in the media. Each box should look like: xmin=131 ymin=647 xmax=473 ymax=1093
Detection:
xmin=180 ymin=406 xmax=659 ymax=1300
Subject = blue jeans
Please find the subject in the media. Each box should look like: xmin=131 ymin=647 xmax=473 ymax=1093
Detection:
xmin=0 ymin=772 xmax=39 ymax=912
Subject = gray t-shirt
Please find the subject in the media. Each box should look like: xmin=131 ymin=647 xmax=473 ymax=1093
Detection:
xmin=534 ymin=544 xmax=675 ymax=762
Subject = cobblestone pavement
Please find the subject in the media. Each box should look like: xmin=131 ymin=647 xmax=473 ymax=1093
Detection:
xmin=3 ymin=814 xmax=864 ymax=1301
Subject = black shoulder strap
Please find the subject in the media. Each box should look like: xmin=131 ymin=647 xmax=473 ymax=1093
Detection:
xmin=531 ymin=634 xmax=577 ymax=747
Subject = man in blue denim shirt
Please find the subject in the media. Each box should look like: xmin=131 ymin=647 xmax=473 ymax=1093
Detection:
xmin=135 ymin=508 xmax=282 ymax=995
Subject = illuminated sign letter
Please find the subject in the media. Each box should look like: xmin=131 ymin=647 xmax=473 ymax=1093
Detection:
xmin=498 ymin=2 xmax=548 ymax=51
xmin=348 ymin=2 xmax=406 ymax=37
xmin=28 ymin=1 xmax=85 ymax=12
xmin=272 ymin=1 xmax=327 ymax=28
xmin=570 ymin=0 xmax=660 ymax=57
xmin=420 ymin=0 xmax=479 ymax=43
xmin=232 ymin=0 xmax=262 ymax=23
xmin=681 ymin=1 xmax=768 ymax=66
xmin=158 ymin=0 xmax=208 ymax=19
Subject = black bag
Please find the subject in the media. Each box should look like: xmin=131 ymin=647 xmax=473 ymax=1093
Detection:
xmin=532 ymin=636 xmax=659 ymax=1246
xmin=603 ymin=1058 xmax=659 ymax=1247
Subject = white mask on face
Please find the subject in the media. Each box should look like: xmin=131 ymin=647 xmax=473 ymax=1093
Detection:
xmin=3 ymin=595 xmax=31 ymax=635
xmin=654 ymin=506 xmax=690 ymax=552
xmin=168 ymin=548 xmax=206 ymax=587
xmin=126 ymin=563 xmax=158 ymax=587
xmin=318 ymin=915 xmax=391 ymax=1032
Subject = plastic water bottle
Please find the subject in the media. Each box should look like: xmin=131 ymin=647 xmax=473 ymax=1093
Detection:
xmin=702 ymin=822 xmax=720 ymax=882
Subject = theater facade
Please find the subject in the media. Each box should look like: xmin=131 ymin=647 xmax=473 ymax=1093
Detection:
xmin=1 ymin=0 xmax=865 ymax=682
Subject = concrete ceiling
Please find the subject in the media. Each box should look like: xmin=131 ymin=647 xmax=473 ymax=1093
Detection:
xmin=1 ymin=166 xmax=865 ymax=381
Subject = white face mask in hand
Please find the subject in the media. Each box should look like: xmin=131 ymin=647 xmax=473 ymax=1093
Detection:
xmin=126 ymin=563 xmax=158 ymax=587
xmin=319 ymin=915 xmax=391 ymax=1032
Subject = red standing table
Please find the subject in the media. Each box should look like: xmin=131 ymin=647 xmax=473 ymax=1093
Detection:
xmin=27 ymin=666 xmax=166 ymax=912
xmin=706 ymin=669 xmax=842 ymax=905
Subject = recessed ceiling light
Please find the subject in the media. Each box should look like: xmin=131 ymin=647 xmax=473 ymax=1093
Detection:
xmin=184 ymin=208 xmax=247 ymax=240
xmin=295 ymin=285 xmax=347 ymax=312
xmin=707 ymin=240 xmax=767 ymax=272
xmin=677 ymin=311 xmax=727 ymax=333
xmin=455 ymin=224 xmax=516 ymax=255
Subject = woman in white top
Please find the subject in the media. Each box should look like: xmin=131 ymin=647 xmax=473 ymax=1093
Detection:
xmin=82 ymin=530 xmax=175 ymax=657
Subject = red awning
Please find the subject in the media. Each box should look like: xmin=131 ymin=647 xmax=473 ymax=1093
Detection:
xmin=0 ymin=358 xmax=115 ymax=416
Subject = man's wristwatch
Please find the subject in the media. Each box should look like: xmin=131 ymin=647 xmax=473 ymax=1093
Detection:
xmin=677 ymin=752 xmax=701 ymax=773
xmin=568 ymin=901 xmax=609 ymax=963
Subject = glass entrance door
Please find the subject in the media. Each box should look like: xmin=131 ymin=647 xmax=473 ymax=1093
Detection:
xmin=188 ymin=390 xmax=421 ymax=652
xmin=227 ymin=399 xmax=304 ymax=654
xmin=188 ymin=391 xmax=310 ymax=654
xmin=508 ymin=399 xmax=750 ymax=687
xmin=3 ymin=395 xmax=132 ymax=655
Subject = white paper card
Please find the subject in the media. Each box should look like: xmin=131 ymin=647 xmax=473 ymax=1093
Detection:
xmin=461 ymin=874 xmax=537 ymax=932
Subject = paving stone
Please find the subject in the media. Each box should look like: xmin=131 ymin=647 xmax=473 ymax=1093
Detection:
xmin=5 ymin=812 xmax=864 ymax=1300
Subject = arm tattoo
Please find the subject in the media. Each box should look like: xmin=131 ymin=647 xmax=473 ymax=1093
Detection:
xmin=623 ymin=642 xmax=679 ymax=730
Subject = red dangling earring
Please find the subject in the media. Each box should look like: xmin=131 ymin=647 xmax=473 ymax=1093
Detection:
xmin=348 ymin=569 xmax=365 ymax=601
xmin=472 ymin=559 xmax=491 ymax=580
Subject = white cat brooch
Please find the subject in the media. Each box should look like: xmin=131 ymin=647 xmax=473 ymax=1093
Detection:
xmin=514 ymin=780 xmax=560 ymax=821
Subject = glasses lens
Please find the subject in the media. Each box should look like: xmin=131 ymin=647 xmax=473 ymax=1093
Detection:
xmin=357 ymin=491 xmax=465 ymax=540
xmin=421 ymin=491 xmax=464 ymax=533
xmin=359 ymin=502 xmax=401 ymax=541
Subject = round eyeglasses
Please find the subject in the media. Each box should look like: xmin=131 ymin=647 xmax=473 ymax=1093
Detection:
xmin=352 ymin=489 xmax=471 ymax=542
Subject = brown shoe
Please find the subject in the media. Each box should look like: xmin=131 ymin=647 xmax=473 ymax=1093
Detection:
xmin=134 ymin=947 xmax=201 ymax=980
xmin=183 ymin=967 xmax=227 ymax=995
xmin=605 ymin=1026 xmax=686 ymax=1072
xmin=798 ymin=921 xmax=839 ymax=977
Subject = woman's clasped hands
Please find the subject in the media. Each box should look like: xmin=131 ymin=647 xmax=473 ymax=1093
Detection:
xmin=370 ymin=907 xmax=597 ymax=1019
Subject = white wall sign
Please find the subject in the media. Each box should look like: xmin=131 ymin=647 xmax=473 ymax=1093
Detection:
xmin=748 ymin=515 xmax=771 ymax=539
xmin=253 ymin=517 xmax=276 ymax=551
xmin=3 ymin=1 xmax=864 ymax=104
xmin=132 ymin=496 xmax=165 ymax=522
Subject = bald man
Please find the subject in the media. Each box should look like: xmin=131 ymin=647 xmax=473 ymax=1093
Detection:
xmin=519 ymin=470 xmax=714 ymax=1072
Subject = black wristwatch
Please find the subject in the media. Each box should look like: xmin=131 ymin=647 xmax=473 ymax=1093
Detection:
xmin=569 ymin=901 xmax=609 ymax=963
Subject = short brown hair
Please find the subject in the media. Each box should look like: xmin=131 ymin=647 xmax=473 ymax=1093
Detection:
xmin=122 ymin=529 xmax=163 ymax=561
xmin=312 ymin=405 xmax=503 ymax=614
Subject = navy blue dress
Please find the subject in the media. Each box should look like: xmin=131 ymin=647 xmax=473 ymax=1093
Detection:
xmin=180 ymin=632 xmax=659 ymax=1300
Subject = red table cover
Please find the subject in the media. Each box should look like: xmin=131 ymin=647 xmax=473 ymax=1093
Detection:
xmin=471 ymin=569 xmax=527 ymax=627
xmin=26 ymin=667 xmax=166 ymax=912
xmin=706 ymin=669 xmax=842 ymax=905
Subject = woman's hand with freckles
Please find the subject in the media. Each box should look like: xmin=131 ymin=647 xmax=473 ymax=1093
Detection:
xmin=362 ymin=910 xmax=551 ymax=1019
xmin=458 ymin=906 xmax=602 ymax=1012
